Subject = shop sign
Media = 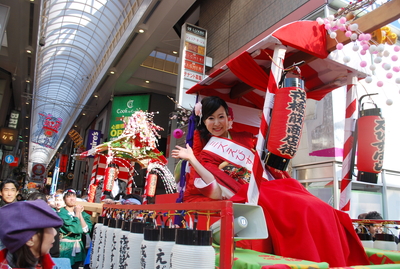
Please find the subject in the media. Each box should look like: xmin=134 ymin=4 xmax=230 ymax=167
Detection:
xmin=108 ymin=95 xmax=150 ymax=141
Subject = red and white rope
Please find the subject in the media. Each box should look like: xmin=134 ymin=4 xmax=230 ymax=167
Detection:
xmin=247 ymin=44 xmax=287 ymax=205
xmin=339 ymin=74 xmax=358 ymax=212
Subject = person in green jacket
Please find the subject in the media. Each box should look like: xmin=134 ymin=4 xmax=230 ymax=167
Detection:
xmin=57 ymin=189 xmax=93 ymax=269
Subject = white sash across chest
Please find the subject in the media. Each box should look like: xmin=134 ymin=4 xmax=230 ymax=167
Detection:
xmin=203 ymin=136 xmax=254 ymax=171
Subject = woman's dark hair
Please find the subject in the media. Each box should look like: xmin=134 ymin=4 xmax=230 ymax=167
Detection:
xmin=196 ymin=96 xmax=230 ymax=143
xmin=26 ymin=191 xmax=48 ymax=203
xmin=11 ymin=230 xmax=43 ymax=268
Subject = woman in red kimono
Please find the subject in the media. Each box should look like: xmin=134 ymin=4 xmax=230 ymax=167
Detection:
xmin=171 ymin=96 xmax=369 ymax=267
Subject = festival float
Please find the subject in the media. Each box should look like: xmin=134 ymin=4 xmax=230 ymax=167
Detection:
xmin=78 ymin=1 xmax=400 ymax=268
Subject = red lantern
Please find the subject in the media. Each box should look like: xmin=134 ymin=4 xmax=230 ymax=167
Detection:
xmin=103 ymin=165 xmax=117 ymax=192
xmin=357 ymin=107 xmax=385 ymax=183
xmin=145 ymin=173 xmax=157 ymax=197
xmin=266 ymin=87 xmax=306 ymax=171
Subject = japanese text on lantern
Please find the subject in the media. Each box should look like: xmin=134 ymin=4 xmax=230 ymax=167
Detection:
xmin=372 ymin=118 xmax=385 ymax=171
xmin=278 ymin=89 xmax=306 ymax=156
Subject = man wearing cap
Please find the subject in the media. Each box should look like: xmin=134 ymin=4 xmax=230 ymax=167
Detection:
xmin=57 ymin=189 xmax=93 ymax=269
xmin=0 ymin=200 xmax=63 ymax=269
xmin=0 ymin=179 xmax=19 ymax=207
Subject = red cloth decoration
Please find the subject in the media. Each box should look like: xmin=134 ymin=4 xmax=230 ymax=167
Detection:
xmin=267 ymin=87 xmax=306 ymax=158
xmin=226 ymin=51 xmax=270 ymax=92
xmin=357 ymin=115 xmax=385 ymax=173
xmin=272 ymin=21 xmax=329 ymax=59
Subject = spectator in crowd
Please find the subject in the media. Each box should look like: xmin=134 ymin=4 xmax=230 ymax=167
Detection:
xmin=16 ymin=194 xmax=24 ymax=201
xmin=365 ymin=211 xmax=383 ymax=239
xmin=0 ymin=179 xmax=19 ymax=207
xmin=27 ymin=191 xmax=48 ymax=202
xmin=0 ymin=200 xmax=63 ymax=269
xmin=57 ymin=189 xmax=92 ymax=269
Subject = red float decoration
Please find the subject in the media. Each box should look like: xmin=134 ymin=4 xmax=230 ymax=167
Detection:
xmin=266 ymin=87 xmax=306 ymax=170
xmin=103 ymin=164 xmax=117 ymax=193
xmin=145 ymin=173 xmax=157 ymax=197
xmin=357 ymin=107 xmax=385 ymax=183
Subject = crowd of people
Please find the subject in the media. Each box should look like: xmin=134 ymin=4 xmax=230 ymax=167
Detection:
xmin=0 ymin=179 xmax=93 ymax=269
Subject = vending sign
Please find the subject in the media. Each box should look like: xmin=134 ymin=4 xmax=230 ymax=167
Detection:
xmin=108 ymin=95 xmax=150 ymax=141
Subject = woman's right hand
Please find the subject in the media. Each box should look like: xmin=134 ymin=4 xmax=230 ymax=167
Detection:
xmin=171 ymin=144 xmax=194 ymax=161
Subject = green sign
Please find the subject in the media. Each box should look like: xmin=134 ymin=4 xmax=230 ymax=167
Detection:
xmin=108 ymin=94 xmax=150 ymax=140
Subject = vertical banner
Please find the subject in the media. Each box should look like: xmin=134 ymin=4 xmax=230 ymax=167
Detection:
xmin=50 ymin=158 xmax=60 ymax=195
xmin=108 ymin=95 xmax=150 ymax=141
xmin=86 ymin=129 xmax=102 ymax=156
xmin=176 ymin=23 xmax=207 ymax=110
xmin=59 ymin=154 xmax=68 ymax=173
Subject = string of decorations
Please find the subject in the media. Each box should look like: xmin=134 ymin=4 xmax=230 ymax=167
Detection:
xmin=316 ymin=0 xmax=400 ymax=105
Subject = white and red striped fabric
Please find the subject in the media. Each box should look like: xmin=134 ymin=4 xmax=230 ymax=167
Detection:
xmin=339 ymin=75 xmax=358 ymax=212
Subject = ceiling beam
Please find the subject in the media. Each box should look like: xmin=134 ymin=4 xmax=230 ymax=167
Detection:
xmin=326 ymin=0 xmax=400 ymax=52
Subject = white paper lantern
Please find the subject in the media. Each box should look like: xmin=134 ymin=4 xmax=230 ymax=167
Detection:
xmin=116 ymin=220 xmax=131 ymax=268
xmin=95 ymin=217 xmax=109 ymax=269
xmin=170 ymin=229 xmax=215 ymax=269
xmin=110 ymin=219 xmax=123 ymax=269
xmin=103 ymin=218 xmax=117 ymax=269
xmin=125 ymin=222 xmax=147 ymax=269
xmin=154 ymin=228 xmax=176 ymax=268
xmin=140 ymin=228 xmax=160 ymax=269
xmin=90 ymin=216 xmax=104 ymax=269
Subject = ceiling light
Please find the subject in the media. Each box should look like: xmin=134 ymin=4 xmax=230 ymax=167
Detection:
xmin=145 ymin=80 xmax=150 ymax=84
xmin=109 ymin=67 xmax=117 ymax=75
xmin=172 ymin=51 xmax=178 ymax=54
xmin=25 ymin=115 xmax=29 ymax=118
xmin=74 ymin=125 xmax=78 ymax=127
xmin=25 ymin=127 xmax=28 ymax=129
xmin=82 ymin=112 xmax=86 ymax=116
xmin=94 ymin=94 xmax=99 ymax=98
xmin=26 ymin=101 xmax=30 ymax=105
xmin=25 ymin=46 xmax=34 ymax=54
xmin=25 ymin=77 xmax=31 ymax=83
xmin=137 ymin=24 xmax=147 ymax=34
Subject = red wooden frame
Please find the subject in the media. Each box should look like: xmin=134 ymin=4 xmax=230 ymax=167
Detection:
xmin=102 ymin=201 xmax=235 ymax=269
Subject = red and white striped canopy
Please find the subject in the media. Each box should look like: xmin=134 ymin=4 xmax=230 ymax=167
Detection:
xmin=187 ymin=20 xmax=367 ymax=134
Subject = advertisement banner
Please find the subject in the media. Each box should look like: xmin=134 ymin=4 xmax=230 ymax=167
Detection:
xmin=86 ymin=129 xmax=102 ymax=156
xmin=108 ymin=95 xmax=150 ymax=140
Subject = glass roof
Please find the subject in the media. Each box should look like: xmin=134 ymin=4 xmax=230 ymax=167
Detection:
xmin=29 ymin=0 xmax=147 ymax=172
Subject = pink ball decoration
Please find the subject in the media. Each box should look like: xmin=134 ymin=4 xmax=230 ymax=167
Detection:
xmin=392 ymin=55 xmax=398 ymax=62
xmin=360 ymin=61 xmax=367 ymax=67
xmin=339 ymin=25 xmax=346 ymax=31
xmin=362 ymin=44 xmax=370 ymax=51
xmin=377 ymin=81 xmax=384 ymax=87
xmin=325 ymin=24 xmax=331 ymax=30
xmin=393 ymin=66 xmax=400 ymax=72
xmin=365 ymin=33 xmax=372 ymax=41
xmin=173 ymin=129 xmax=184 ymax=139
xmin=360 ymin=50 xmax=366 ymax=55
xmin=339 ymin=17 xmax=347 ymax=24
xmin=336 ymin=43 xmax=343 ymax=50
xmin=394 ymin=45 xmax=400 ymax=52
xmin=386 ymin=73 xmax=393 ymax=79
xmin=345 ymin=31 xmax=352 ymax=37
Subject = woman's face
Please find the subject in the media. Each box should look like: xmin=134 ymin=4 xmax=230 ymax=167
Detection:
xmin=30 ymin=227 xmax=57 ymax=257
xmin=204 ymin=106 xmax=230 ymax=137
